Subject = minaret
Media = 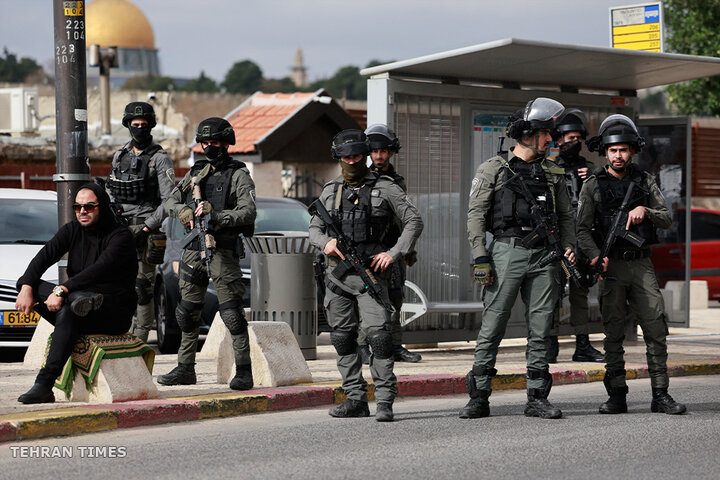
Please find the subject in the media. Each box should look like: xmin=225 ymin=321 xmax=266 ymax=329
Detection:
xmin=290 ymin=47 xmax=308 ymax=88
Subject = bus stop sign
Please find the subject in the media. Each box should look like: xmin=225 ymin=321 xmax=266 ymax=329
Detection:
xmin=610 ymin=3 xmax=663 ymax=53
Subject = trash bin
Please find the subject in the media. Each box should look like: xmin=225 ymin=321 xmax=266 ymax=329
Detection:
xmin=245 ymin=232 xmax=318 ymax=360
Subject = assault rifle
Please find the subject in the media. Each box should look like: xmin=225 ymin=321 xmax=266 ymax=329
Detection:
xmin=180 ymin=176 xmax=216 ymax=278
xmin=585 ymin=180 xmax=645 ymax=287
xmin=309 ymin=199 xmax=395 ymax=313
xmin=501 ymin=160 xmax=585 ymax=287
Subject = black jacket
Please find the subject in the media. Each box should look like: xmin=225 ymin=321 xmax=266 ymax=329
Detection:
xmin=17 ymin=183 xmax=138 ymax=299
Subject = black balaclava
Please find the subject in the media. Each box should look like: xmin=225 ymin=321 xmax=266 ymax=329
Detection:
xmin=129 ymin=124 xmax=152 ymax=150
xmin=559 ymin=140 xmax=582 ymax=159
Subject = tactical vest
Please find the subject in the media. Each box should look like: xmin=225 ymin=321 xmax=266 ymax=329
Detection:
xmin=330 ymin=174 xmax=391 ymax=247
xmin=593 ymin=167 xmax=659 ymax=249
xmin=107 ymin=144 xmax=162 ymax=204
xmin=184 ymin=159 xmax=254 ymax=250
xmin=489 ymin=156 xmax=554 ymax=237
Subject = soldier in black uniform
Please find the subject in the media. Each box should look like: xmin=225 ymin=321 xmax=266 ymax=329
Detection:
xmin=106 ymin=102 xmax=175 ymax=343
xmin=356 ymin=124 xmax=421 ymax=364
xmin=546 ymin=109 xmax=604 ymax=363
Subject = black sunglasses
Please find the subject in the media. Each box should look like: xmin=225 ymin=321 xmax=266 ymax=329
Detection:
xmin=73 ymin=202 xmax=99 ymax=213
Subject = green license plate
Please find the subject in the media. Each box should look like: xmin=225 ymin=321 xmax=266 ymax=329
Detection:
xmin=0 ymin=310 xmax=41 ymax=327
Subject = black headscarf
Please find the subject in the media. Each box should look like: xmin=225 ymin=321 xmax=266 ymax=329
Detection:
xmin=76 ymin=182 xmax=121 ymax=232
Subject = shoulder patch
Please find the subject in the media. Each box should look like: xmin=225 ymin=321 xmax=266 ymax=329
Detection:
xmin=371 ymin=189 xmax=381 ymax=197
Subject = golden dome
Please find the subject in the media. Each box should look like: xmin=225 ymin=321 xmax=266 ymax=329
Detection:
xmin=86 ymin=0 xmax=155 ymax=49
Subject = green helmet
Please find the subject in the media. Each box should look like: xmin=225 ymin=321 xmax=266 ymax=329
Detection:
xmin=195 ymin=117 xmax=236 ymax=145
xmin=121 ymin=102 xmax=157 ymax=128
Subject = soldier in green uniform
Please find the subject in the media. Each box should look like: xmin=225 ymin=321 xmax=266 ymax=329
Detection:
xmin=309 ymin=130 xmax=423 ymax=422
xmin=106 ymin=102 xmax=176 ymax=343
xmin=158 ymin=117 xmax=257 ymax=390
xmin=462 ymin=98 xmax=575 ymax=420
xmin=546 ymin=109 xmax=604 ymax=363
xmin=356 ymin=124 xmax=422 ymax=364
xmin=577 ymin=114 xmax=686 ymax=415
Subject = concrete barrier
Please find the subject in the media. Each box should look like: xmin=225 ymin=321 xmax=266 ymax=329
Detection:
xmin=23 ymin=318 xmax=54 ymax=368
xmin=216 ymin=321 xmax=312 ymax=387
xmin=665 ymin=280 xmax=709 ymax=310
xmin=57 ymin=355 xmax=158 ymax=403
xmin=198 ymin=308 xmax=252 ymax=360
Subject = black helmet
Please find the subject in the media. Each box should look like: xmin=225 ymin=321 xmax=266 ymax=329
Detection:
xmin=552 ymin=108 xmax=587 ymax=140
xmin=195 ymin=117 xmax=236 ymax=145
xmin=331 ymin=129 xmax=369 ymax=159
xmin=506 ymin=97 xmax=564 ymax=140
xmin=365 ymin=124 xmax=401 ymax=152
xmin=586 ymin=114 xmax=645 ymax=153
xmin=122 ymin=102 xmax=157 ymax=128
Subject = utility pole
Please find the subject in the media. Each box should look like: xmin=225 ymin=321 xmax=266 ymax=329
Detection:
xmin=53 ymin=0 xmax=90 ymax=281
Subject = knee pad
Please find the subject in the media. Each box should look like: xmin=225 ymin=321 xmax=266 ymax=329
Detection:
xmin=330 ymin=330 xmax=358 ymax=356
xmin=176 ymin=300 xmax=202 ymax=333
xmin=527 ymin=367 xmax=553 ymax=398
xmin=219 ymin=301 xmax=247 ymax=335
xmin=367 ymin=329 xmax=393 ymax=359
xmin=135 ymin=277 xmax=153 ymax=305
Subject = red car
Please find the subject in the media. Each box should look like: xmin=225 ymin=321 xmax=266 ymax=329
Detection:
xmin=651 ymin=208 xmax=720 ymax=299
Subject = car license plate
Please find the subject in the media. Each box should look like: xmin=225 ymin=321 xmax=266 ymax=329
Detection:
xmin=0 ymin=310 xmax=41 ymax=327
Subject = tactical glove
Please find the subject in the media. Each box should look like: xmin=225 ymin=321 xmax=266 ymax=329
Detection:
xmin=473 ymin=256 xmax=494 ymax=286
xmin=134 ymin=227 xmax=150 ymax=251
xmin=201 ymin=201 xmax=213 ymax=215
xmin=179 ymin=207 xmax=194 ymax=226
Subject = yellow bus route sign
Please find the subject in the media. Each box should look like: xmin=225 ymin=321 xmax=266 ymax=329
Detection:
xmin=610 ymin=2 xmax=663 ymax=53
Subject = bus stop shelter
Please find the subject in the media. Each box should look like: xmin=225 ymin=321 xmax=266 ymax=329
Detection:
xmin=361 ymin=38 xmax=720 ymax=343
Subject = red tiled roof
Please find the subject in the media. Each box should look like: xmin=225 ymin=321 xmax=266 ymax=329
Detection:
xmin=191 ymin=92 xmax=318 ymax=154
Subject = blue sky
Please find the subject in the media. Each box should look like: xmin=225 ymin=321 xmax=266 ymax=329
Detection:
xmin=4 ymin=0 xmax=655 ymax=81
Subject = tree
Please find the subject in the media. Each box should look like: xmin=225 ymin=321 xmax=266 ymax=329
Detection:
xmin=222 ymin=60 xmax=263 ymax=94
xmin=261 ymin=76 xmax=301 ymax=93
xmin=0 ymin=47 xmax=44 ymax=83
xmin=121 ymin=74 xmax=177 ymax=91
xmin=311 ymin=66 xmax=365 ymax=100
xmin=311 ymin=60 xmax=394 ymax=100
xmin=180 ymin=71 xmax=219 ymax=93
xmin=664 ymin=0 xmax=720 ymax=116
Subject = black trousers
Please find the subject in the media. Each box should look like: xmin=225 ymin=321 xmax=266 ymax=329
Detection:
xmin=25 ymin=281 xmax=134 ymax=388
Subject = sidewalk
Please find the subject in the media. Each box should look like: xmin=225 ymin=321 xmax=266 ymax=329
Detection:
xmin=1 ymin=306 xmax=718 ymax=443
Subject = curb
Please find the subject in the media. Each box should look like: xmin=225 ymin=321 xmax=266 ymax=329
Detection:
xmin=2 ymin=361 xmax=718 ymax=443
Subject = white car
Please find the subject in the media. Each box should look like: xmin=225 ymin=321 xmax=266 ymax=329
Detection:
xmin=0 ymin=188 xmax=59 ymax=349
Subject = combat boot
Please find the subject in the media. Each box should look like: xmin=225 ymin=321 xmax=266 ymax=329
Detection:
xmin=572 ymin=334 xmax=604 ymax=362
xmin=546 ymin=336 xmax=559 ymax=363
xmin=157 ymin=363 xmax=196 ymax=386
xmin=394 ymin=345 xmax=421 ymax=363
xmin=525 ymin=394 xmax=562 ymax=419
xmin=651 ymin=388 xmax=687 ymax=415
xmin=230 ymin=364 xmax=253 ymax=391
xmin=459 ymin=390 xmax=490 ymax=419
xmin=599 ymin=386 xmax=628 ymax=414
xmin=358 ymin=344 xmax=371 ymax=365
xmin=328 ymin=399 xmax=370 ymax=418
xmin=375 ymin=402 xmax=394 ymax=422
xmin=18 ymin=383 xmax=55 ymax=404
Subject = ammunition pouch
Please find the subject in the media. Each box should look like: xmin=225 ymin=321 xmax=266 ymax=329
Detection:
xmin=143 ymin=232 xmax=167 ymax=265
